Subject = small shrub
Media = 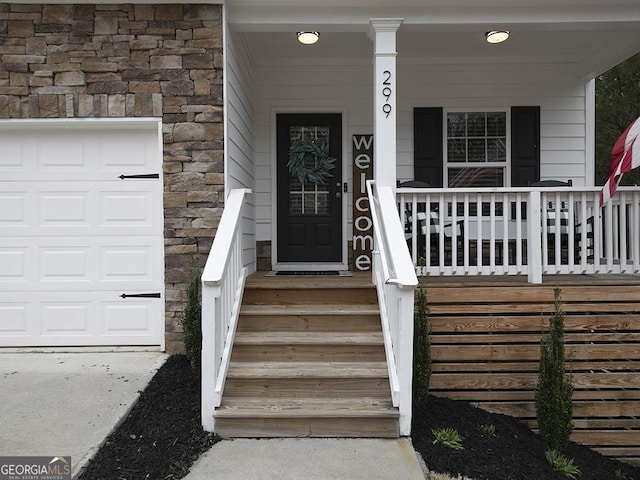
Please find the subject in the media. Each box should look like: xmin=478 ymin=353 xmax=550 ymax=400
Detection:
xmin=480 ymin=424 xmax=497 ymax=437
xmin=535 ymin=287 xmax=574 ymax=452
xmin=545 ymin=449 xmax=582 ymax=479
xmin=614 ymin=468 xmax=629 ymax=479
xmin=413 ymin=285 xmax=431 ymax=407
xmin=181 ymin=261 xmax=202 ymax=368
xmin=431 ymin=427 xmax=464 ymax=450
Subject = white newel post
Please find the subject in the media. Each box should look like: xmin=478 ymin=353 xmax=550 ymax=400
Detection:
xmin=200 ymin=281 xmax=218 ymax=432
xmin=370 ymin=19 xmax=403 ymax=190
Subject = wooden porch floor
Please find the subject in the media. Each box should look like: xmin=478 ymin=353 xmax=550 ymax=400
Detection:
xmin=253 ymin=271 xmax=640 ymax=286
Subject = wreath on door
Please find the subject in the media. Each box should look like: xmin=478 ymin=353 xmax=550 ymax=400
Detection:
xmin=287 ymin=139 xmax=336 ymax=185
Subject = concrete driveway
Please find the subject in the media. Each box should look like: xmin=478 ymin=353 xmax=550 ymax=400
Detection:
xmin=0 ymin=351 xmax=167 ymax=478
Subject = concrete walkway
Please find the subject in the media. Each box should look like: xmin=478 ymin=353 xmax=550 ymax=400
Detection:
xmin=0 ymin=351 xmax=427 ymax=480
xmin=185 ymin=438 xmax=427 ymax=480
xmin=0 ymin=351 xmax=167 ymax=478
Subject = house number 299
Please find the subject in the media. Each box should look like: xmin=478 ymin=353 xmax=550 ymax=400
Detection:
xmin=382 ymin=70 xmax=392 ymax=118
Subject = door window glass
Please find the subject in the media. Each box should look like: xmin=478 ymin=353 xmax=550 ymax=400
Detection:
xmin=288 ymin=125 xmax=334 ymax=215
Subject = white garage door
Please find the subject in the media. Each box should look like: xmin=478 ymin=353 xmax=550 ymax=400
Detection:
xmin=0 ymin=120 xmax=164 ymax=347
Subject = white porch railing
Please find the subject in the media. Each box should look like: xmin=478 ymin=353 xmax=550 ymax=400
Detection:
xmin=366 ymin=180 xmax=418 ymax=436
xmin=201 ymin=188 xmax=251 ymax=432
xmin=397 ymin=186 xmax=640 ymax=283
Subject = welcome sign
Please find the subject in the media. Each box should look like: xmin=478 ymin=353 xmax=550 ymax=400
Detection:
xmin=352 ymin=135 xmax=374 ymax=271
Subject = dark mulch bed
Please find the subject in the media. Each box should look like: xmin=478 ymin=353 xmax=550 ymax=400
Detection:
xmin=77 ymin=355 xmax=219 ymax=480
xmin=79 ymin=355 xmax=640 ymax=480
xmin=413 ymin=394 xmax=640 ymax=480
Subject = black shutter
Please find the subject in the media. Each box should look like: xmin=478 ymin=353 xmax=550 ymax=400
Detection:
xmin=511 ymin=106 xmax=540 ymax=186
xmin=413 ymin=107 xmax=443 ymax=187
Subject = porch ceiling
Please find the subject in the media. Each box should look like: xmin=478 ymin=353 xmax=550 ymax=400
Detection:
xmin=229 ymin=0 xmax=640 ymax=78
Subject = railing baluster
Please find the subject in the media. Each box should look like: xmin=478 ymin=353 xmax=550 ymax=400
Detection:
xmin=451 ymin=193 xmax=458 ymax=268
xmin=501 ymin=193 xmax=509 ymax=270
xmin=489 ymin=193 xmax=496 ymax=272
xmin=463 ymin=193 xmax=470 ymax=274
xmin=515 ymin=193 xmax=523 ymax=272
xmin=619 ymin=192 xmax=628 ymax=272
xmin=476 ymin=192 xmax=482 ymax=270
xmin=438 ymin=194 xmax=445 ymax=270
xmin=630 ymin=192 xmax=640 ymax=273
xmin=567 ymin=191 xmax=575 ymax=273
xmin=604 ymin=200 xmax=613 ymax=272
xmin=577 ymin=192 xmax=586 ymax=271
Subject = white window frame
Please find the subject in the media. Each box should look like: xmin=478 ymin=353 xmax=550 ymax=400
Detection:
xmin=443 ymin=108 xmax=511 ymax=187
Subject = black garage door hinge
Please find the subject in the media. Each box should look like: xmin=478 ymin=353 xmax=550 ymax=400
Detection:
xmin=120 ymin=293 xmax=162 ymax=299
xmin=119 ymin=173 xmax=160 ymax=180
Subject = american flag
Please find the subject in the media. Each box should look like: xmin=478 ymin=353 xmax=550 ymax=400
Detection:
xmin=600 ymin=116 xmax=640 ymax=206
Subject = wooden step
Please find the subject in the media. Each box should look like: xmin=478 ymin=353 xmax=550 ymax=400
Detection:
xmin=234 ymin=332 xmax=383 ymax=345
xmin=242 ymin=288 xmax=378 ymax=305
xmin=239 ymin=304 xmax=380 ymax=316
xmin=237 ymin=305 xmax=380 ymax=334
xmin=216 ymin=398 xmax=397 ymax=417
xmin=214 ymin=416 xmax=399 ymax=438
xmin=223 ymin=362 xmax=392 ymax=399
xmin=227 ymin=361 xmax=388 ymax=378
xmin=242 ymin=275 xmax=378 ymax=306
xmin=224 ymin=377 xmax=392 ymax=398
xmin=214 ymin=397 xmax=399 ymax=437
xmin=231 ymin=344 xmax=386 ymax=362
xmin=237 ymin=313 xmax=381 ymax=333
xmin=231 ymin=332 xmax=385 ymax=362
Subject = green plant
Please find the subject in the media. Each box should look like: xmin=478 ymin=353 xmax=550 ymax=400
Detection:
xmin=614 ymin=468 xmax=629 ymax=479
xmin=545 ymin=449 xmax=582 ymax=479
xmin=181 ymin=261 xmax=202 ymax=368
xmin=413 ymin=285 xmax=431 ymax=408
xmin=480 ymin=424 xmax=496 ymax=437
xmin=535 ymin=287 xmax=574 ymax=452
xmin=431 ymin=428 xmax=464 ymax=450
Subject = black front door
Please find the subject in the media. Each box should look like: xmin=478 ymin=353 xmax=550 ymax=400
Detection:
xmin=277 ymin=113 xmax=343 ymax=263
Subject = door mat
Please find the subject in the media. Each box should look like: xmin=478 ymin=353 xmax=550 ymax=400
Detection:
xmin=265 ymin=271 xmax=352 ymax=277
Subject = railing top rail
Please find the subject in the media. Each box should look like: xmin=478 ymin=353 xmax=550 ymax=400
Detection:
xmin=368 ymin=180 xmax=418 ymax=289
xmin=202 ymin=188 xmax=252 ymax=285
xmin=397 ymin=186 xmax=640 ymax=194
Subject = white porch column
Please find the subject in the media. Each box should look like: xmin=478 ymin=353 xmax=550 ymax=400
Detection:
xmin=369 ymin=18 xmax=403 ymax=190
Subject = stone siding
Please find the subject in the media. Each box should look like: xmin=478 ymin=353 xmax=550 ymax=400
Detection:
xmin=0 ymin=3 xmax=224 ymax=353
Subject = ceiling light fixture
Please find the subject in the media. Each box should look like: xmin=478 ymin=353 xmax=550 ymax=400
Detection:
xmin=297 ymin=31 xmax=320 ymax=45
xmin=485 ymin=30 xmax=510 ymax=44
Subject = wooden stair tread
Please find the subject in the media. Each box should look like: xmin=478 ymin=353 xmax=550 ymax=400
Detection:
xmin=227 ymin=361 xmax=389 ymax=378
xmin=234 ymin=331 xmax=383 ymax=345
xmin=240 ymin=304 xmax=380 ymax=315
xmin=215 ymin=399 xmax=398 ymax=418
xmin=245 ymin=272 xmax=374 ymax=289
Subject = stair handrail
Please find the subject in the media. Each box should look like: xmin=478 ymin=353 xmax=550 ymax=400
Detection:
xmin=201 ymin=188 xmax=252 ymax=432
xmin=366 ymin=180 xmax=418 ymax=436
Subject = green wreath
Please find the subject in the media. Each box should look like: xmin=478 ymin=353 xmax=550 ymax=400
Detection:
xmin=287 ymin=139 xmax=336 ymax=185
